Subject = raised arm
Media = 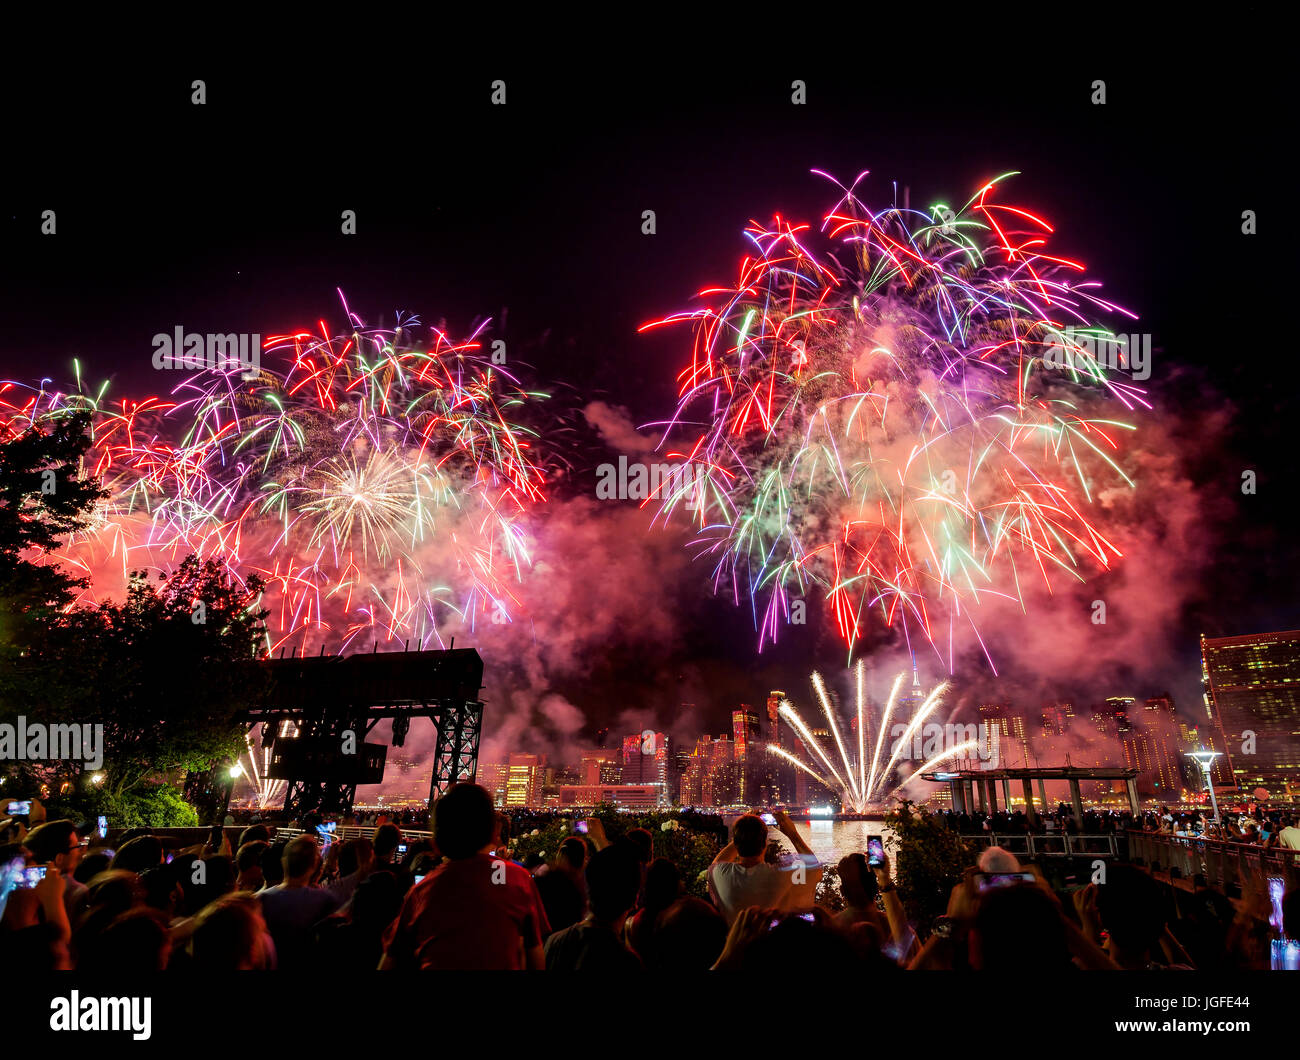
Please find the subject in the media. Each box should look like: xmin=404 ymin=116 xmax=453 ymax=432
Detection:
xmin=774 ymin=811 xmax=814 ymax=857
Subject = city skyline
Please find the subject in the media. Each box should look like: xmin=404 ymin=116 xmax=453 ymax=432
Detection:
xmin=340 ymin=625 xmax=1300 ymax=811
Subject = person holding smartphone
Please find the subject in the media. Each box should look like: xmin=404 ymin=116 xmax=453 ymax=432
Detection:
xmin=22 ymin=820 xmax=88 ymax=922
xmin=707 ymin=811 xmax=821 ymax=925
xmin=0 ymin=854 xmax=72 ymax=970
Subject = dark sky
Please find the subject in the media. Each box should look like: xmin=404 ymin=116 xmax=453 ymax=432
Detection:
xmin=1 ymin=32 xmax=1291 ymax=742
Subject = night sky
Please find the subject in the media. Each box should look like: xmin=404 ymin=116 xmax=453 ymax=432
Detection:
xmin=1 ymin=34 xmax=1291 ymax=753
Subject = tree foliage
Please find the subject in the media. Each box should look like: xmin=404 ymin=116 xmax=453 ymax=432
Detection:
xmin=884 ymin=801 xmax=976 ymax=932
xmin=1 ymin=416 xmax=269 ymax=818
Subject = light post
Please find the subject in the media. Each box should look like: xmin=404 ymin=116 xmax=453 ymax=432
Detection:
xmin=1185 ymin=750 xmax=1222 ymax=826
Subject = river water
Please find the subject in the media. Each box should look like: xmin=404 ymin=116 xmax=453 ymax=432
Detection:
xmin=783 ymin=819 xmax=896 ymax=866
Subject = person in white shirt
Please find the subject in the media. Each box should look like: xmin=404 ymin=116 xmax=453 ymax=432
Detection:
xmin=707 ymin=811 xmax=820 ymax=925
xmin=1277 ymin=816 xmax=1300 ymax=851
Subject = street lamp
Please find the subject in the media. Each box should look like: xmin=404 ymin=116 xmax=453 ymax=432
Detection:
xmin=1185 ymin=751 xmax=1222 ymax=826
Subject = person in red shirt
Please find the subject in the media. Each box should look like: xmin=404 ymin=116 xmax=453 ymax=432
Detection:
xmin=379 ymin=784 xmax=550 ymax=970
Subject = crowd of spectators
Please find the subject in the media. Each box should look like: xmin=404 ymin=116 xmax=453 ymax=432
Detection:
xmin=941 ymin=803 xmax=1300 ymax=849
xmin=3 ymin=786 xmax=1297 ymax=972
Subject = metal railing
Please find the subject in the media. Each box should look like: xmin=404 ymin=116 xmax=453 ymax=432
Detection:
xmin=1127 ymin=831 xmax=1300 ymax=893
xmin=277 ymin=825 xmax=432 ymax=843
xmin=967 ymin=832 xmax=1126 ymax=859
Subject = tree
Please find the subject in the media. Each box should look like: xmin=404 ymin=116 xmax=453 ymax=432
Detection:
xmin=884 ymin=801 xmax=976 ymax=934
xmin=1 ymin=420 xmax=269 ymax=823
xmin=29 ymin=557 xmax=270 ymax=807
xmin=0 ymin=414 xmax=105 ymax=679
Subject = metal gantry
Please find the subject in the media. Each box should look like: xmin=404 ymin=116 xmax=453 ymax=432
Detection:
xmin=218 ymin=647 xmax=485 ymax=820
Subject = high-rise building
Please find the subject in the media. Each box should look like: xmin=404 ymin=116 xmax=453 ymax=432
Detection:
xmin=504 ymin=753 xmax=546 ymax=808
xmin=579 ymin=748 xmax=621 ymax=786
xmin=1041 ymin=702 xmax=1075 ymax=737
xmin=1105 ymin=697 xmax=1136 ymax=735
xmin=732 ymin=707 xmax=761 ymax=803
xmin=979 ymin=703 xmax=1030 ymax=769
xmin=680 ymin=735 xmax=712 ymax=806
xmin=702 ymin=736 xmax=738 ymax=807
xmin=766 ymin=691 xmax=785 ymax=748
xmin=761 ymin=691 xmax=794 ymax=803
xmin=733 ymin=707 xmax=759 ymax=758
xmin=1201 ymin=630 xmax=1300 ymax=794
xmin=477 ymin=761 xmax=508 ymax=806
xmin=1121 ymin=723 xmax=1183 ymax=800
xmin=621 ymin=731 xmax=670 ymax=805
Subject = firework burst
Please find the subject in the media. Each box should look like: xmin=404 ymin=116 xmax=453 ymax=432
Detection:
xmin=644 ymin=171 xmax=1148 ymax=661
xmin=0 ymin=293 xmax=550 ymax=653
xmin=769 ymin=662 xmax=981 ymax=813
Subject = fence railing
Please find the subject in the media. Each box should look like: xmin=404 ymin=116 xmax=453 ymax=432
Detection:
xmin=1127 ymin=831 xmax=1300 ymax=894
xmin=965 ymin=832 xmax=1127 ymax=859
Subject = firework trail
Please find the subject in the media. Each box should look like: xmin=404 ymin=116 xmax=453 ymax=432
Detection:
xmin=769 ymin=662 xmax=981 ymax=813
xmin=643 ymin=171 xmax=1148 ymax=661
xmin=0 ymin=293 xmax=550 ymax=653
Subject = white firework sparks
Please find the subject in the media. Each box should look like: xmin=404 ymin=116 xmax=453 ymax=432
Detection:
xmin=770 ymin=661 xmax=980 ymax=813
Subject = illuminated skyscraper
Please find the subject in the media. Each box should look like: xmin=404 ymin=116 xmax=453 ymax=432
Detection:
xmin=1202 ymin=630 xmax=1300 ymax=793
xmin=732 ymin=707 xmax=761 ymax=803
xmin=766 ymin=691 xmax=785 ymax=748
xmin=579 ymin=749 xmax=621 ymax=786
xmin=702 ymin=736 xmax=738 ymax=807
xmin=505 ymin=753 xmax=545 ymax=808
xmin=680 ymin=735 xmax=712 ymax=806
xmin=477 ymin=762 xmax=508 ymax=806
xmin=621 ymin=731 xmax=670 ymax=805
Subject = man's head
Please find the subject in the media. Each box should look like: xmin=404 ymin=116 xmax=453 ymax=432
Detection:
xmin=556 ymin=837 xmax=587 ymax=873
xmin=189 ymin=893 xmax=271 ymax=971
xmin=235 ymin=841 xmax=268 ymax=882
xmin=433 ymin=783 xmax=496 ymax=860
xmin=338 ymin=838 xmax=374 ymax=878
xmin=837 ymin=853 xmax=878 ymax=908
xmin=23 ymin=819 xmax=83 ymax=874
xmin=977 ymin=846 xmax=1021 ymax=874
xmin=625 ymin=828 xmax=653 ymax=865
xmin=238 ymin=824 xmax=270 ymax=848
xmin=1095 ymin=863 xmax=1167 ymax=955
xmin=585 ymin=843 xmax=641 ymax=925
xmin=969 ymin=884 xmax=1069 ymax=972
xmin=110 ymin=835 xmax=163 ymax=874
xmin=372 ymin=823 xmax=402 ymax=863
xmin=281 ymin=836 xmax=321 ymax=884
xmin=731 ymin=814 xmax=768 ymax=859
xmin=652 ymin=897 xmax=727 ymax=971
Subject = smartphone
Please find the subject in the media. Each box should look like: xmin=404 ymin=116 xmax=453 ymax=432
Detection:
xmin=975 ymin=872 xmax=1036 ymax=892
xmin=5 ymin=801 xmax=31 ymax=816
xmin=96 ymin=815 xmax=108 ymax=839
xmin=867 ymin=837 xmax=885 ymax=867
xmin=760 ymin=813 xmax=777 ymax=826
xmin=397 ymin=843 xmax=408 ymax=857
xmin=208 ymin=825 xmax=223 ymax=847
xmin=13 ymin=865 xmax=47 ymax=889
xmin=414 ymin=874 xmax=426 ymax=885
xmin=574 ymin=820 xmax=589 ymax=835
